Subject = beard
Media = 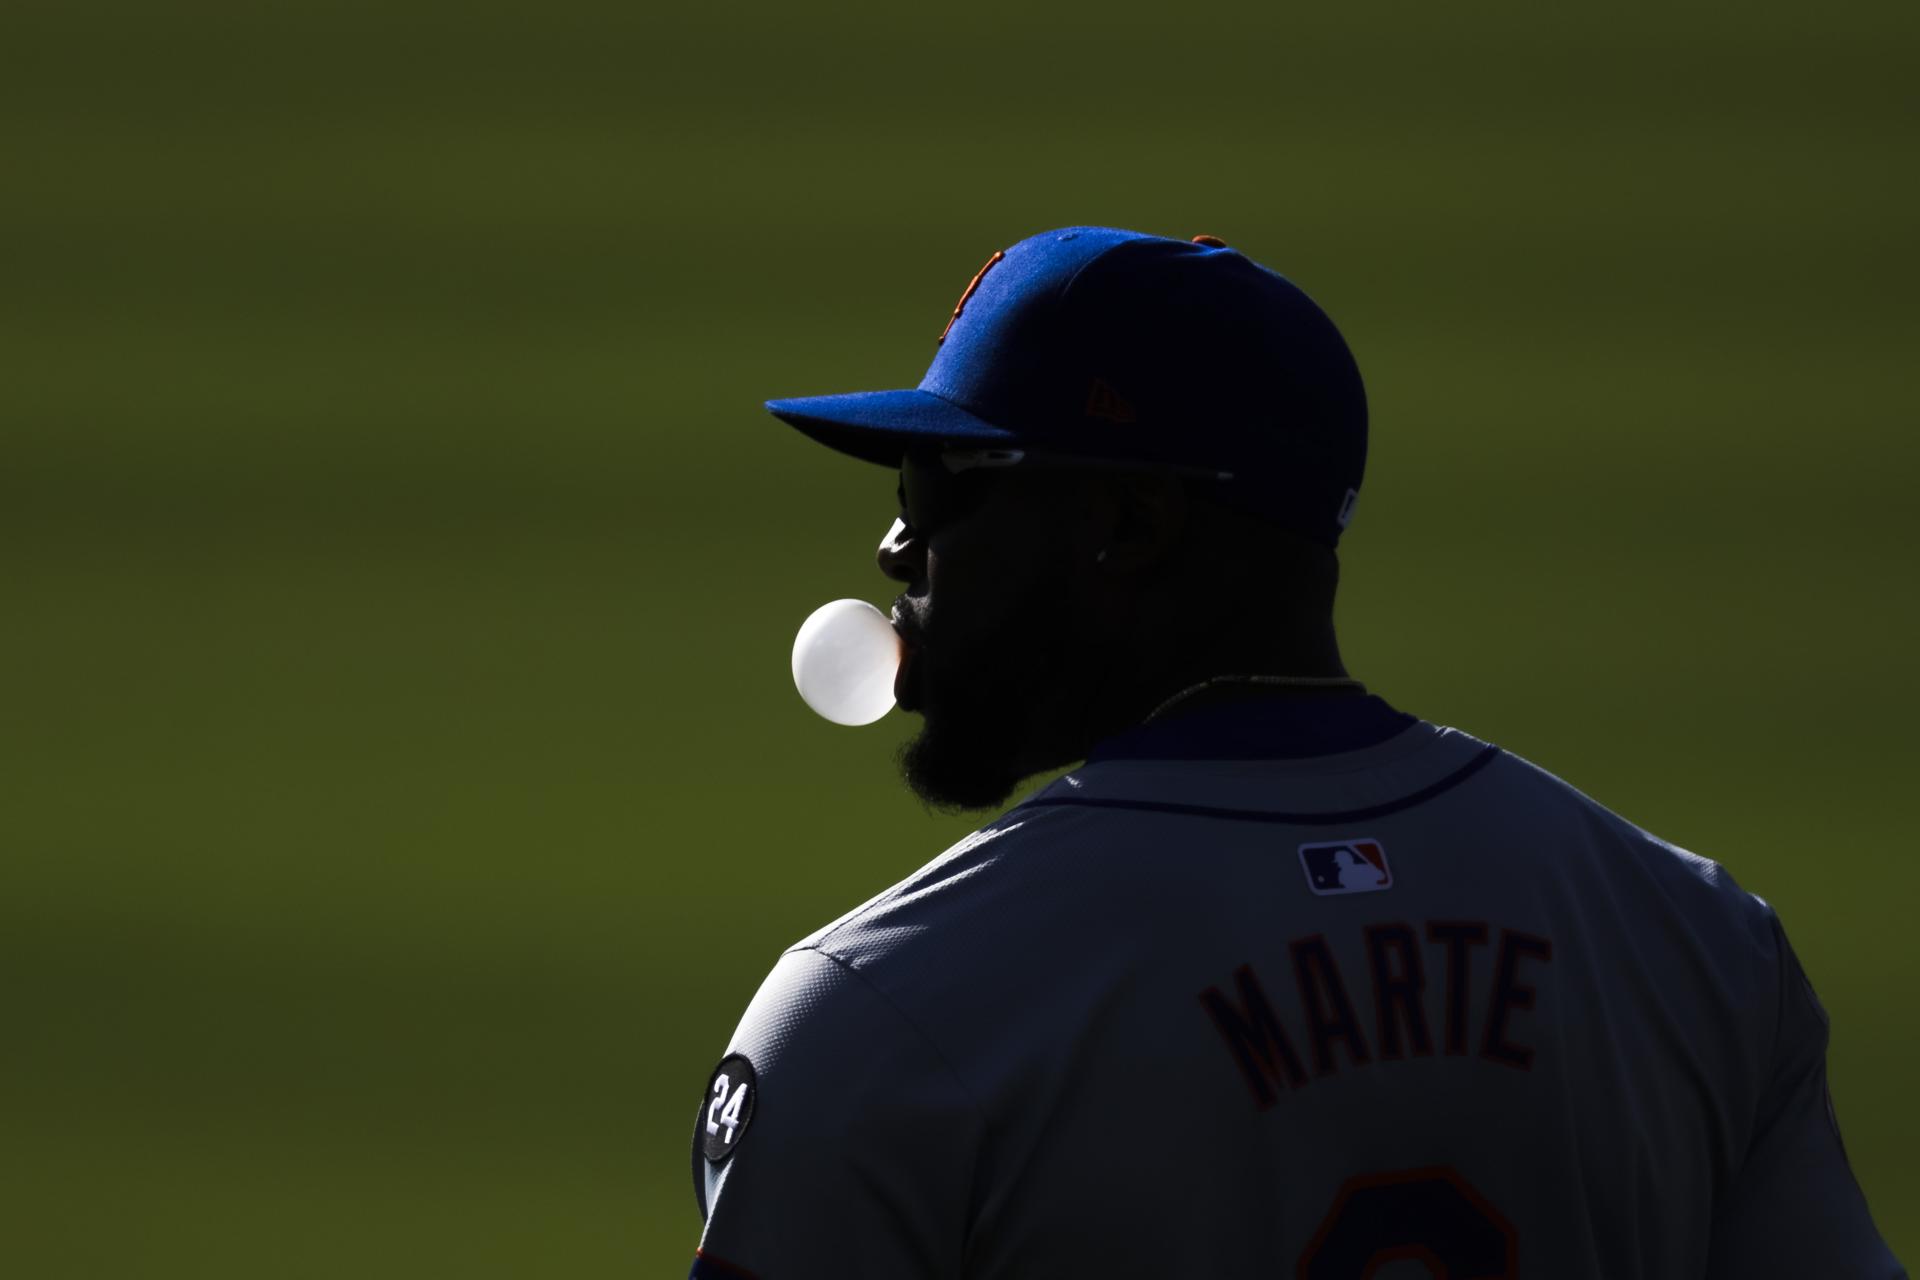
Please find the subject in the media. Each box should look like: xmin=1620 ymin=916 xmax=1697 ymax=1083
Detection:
xmin=898 ymin=689 xmax=1034 ymax=811
xmin=895 ymin=574 xmax=1091 ymax=812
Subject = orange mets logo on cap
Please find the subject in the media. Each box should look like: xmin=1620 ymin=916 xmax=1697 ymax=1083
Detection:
xmin=938 ymin=249 xmax=1005 ymax=343
xmin=1085 ymin=377 xmax=1137 ymax=423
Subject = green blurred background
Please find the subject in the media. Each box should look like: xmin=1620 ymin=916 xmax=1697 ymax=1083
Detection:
xmin=4 ymin=0 xmax=1914 ymax=1273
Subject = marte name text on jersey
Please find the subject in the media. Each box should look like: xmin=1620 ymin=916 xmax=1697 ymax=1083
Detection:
xmin=1200 ymin=917 xmax=1555 ymax=1110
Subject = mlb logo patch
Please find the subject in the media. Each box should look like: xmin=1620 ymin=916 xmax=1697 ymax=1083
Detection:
xmin=1298 ymin=838 xmax=1392 ymax=896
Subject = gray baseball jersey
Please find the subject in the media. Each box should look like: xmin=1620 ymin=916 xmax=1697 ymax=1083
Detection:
xmin=688 ymin=697 xmax=1902 ymax=1278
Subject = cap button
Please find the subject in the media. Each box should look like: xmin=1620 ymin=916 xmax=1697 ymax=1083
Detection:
xmin=1191 ymin=234 xmax=1228 ymax=248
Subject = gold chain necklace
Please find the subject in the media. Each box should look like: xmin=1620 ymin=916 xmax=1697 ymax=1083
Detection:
xmin=1142 ymin=674 xmax=1366 ymax=725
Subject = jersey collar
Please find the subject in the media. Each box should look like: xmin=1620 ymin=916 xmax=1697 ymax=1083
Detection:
xmin=1086 ymin=692 xmax=1416 ymax=763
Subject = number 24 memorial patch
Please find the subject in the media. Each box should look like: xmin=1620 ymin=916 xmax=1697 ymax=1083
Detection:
xmin=700 ymin=1054 xmax=758 ymax=1165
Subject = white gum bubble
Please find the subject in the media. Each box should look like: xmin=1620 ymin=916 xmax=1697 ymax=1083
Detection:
xmin=791 ymin=599 xmax=901 ymax=726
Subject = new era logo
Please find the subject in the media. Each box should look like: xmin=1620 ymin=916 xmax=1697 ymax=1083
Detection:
xmin=1085 ymin=377 xmax=1136 ymax=423
xmin=1298 ymin=838 xmax=1392 ymax=896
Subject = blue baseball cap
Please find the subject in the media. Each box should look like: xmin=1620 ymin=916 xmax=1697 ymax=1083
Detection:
xmin=766 ymin=226 xmax=1367 ymax=546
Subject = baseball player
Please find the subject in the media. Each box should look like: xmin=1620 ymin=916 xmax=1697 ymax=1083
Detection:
xmin=688 ymin=227 xmax=1903 ymax=1278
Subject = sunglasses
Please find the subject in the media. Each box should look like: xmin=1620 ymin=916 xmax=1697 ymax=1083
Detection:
xmin=939 ymin=447 xmax=1234 ymax=482
xmin=897 ymin=448 xmax=1235 ymax=538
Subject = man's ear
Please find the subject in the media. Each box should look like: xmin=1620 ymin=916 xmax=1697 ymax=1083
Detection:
xmin=1093 ymin=471 xmax=1188 ymax=573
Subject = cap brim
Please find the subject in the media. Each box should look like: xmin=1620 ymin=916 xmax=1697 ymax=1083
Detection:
xmin=765 ymin=389 xmax=1020 ymax=468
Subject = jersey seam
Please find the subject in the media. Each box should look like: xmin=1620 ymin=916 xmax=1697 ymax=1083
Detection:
xmin=793 ymin=944 xmax=988 ymax=1120
xmin=798 ymin=822 xmax=1030 ymax=955
xmin=791 ymin=943 xmax=988 ymax=1259
xmin=1062 ymin=723 xmax=1479 ymax=787
xmin=1018 ymin=743 xmax=1503 ymax=825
